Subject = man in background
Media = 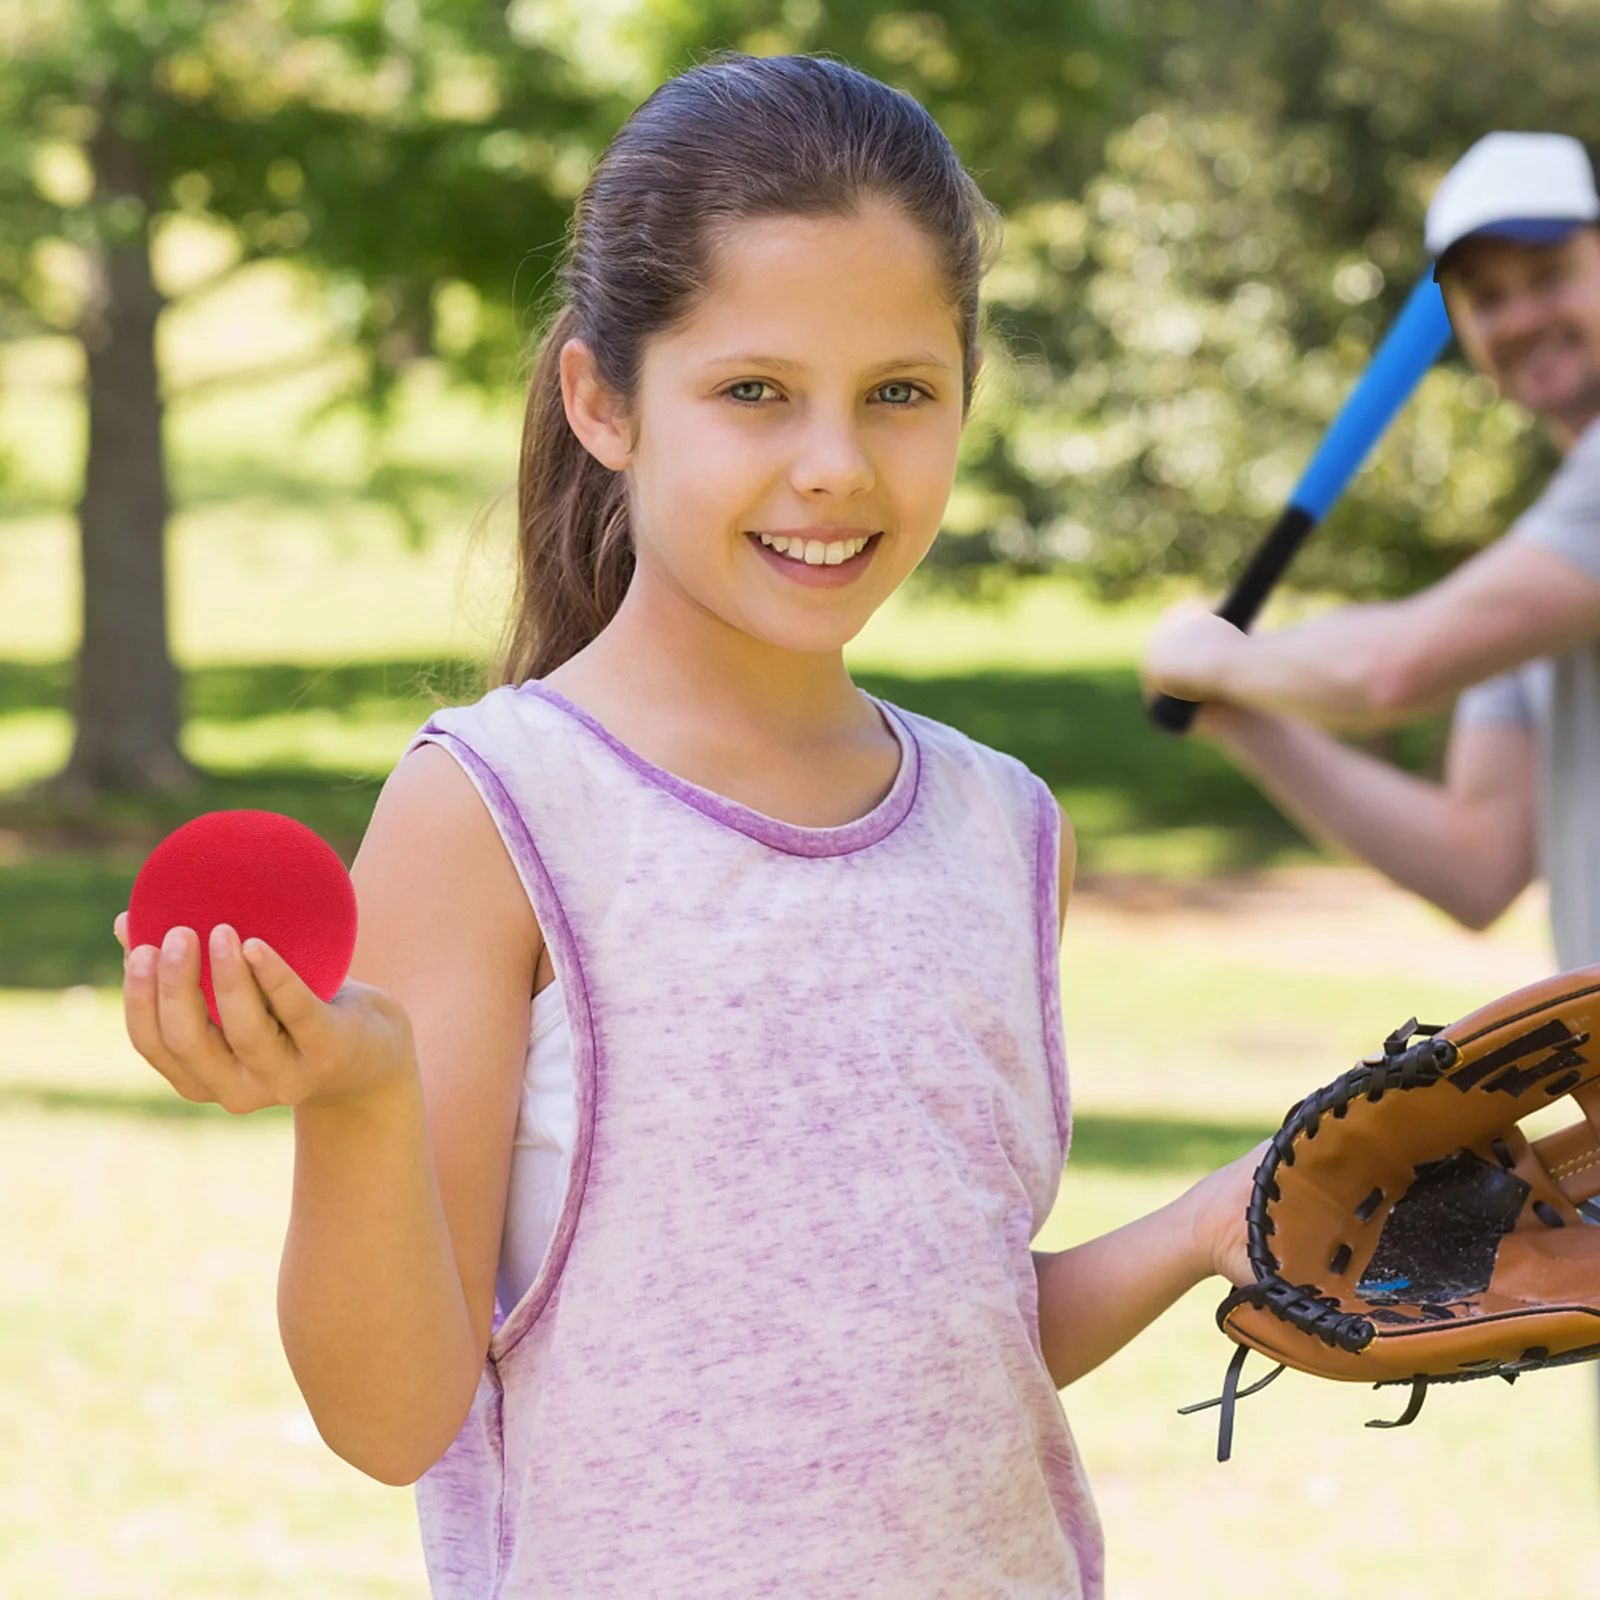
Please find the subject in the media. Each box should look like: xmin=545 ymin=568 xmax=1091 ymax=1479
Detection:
xmin=1143 ymin=132 xmax=1600 ymax=975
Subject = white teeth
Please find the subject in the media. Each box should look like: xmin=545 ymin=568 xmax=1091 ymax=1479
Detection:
xmin=755 ymin=533 xmax=874 ymax=564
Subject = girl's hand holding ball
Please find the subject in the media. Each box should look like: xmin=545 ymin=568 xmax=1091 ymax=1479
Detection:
xmin=116 ymin=810 xmax=414 ymax=1115
xmin=117 ymin=916 xmax=413 ymax=1115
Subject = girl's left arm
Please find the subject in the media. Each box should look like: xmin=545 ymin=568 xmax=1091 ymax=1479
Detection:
xmin=1036 ymin=800 xmax=1257 ymax=1388
xmin=1032 ymin=1154 xmax=1257 ymax=1388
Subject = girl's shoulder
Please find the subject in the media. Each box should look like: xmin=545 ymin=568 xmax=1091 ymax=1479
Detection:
xmin=874 ymin=696 xmax=1063 ymax=882
xmin=414 ymin=679 xmax=563 ymax=748
xmin=404 ymin=681 xmax=611 ymax=797
xmin=874 ymin=695 xmax=1048 ymax=806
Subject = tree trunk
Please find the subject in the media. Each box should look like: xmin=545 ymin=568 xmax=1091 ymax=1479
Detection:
xmin=52 ymin=102 xmax=196 ymax=799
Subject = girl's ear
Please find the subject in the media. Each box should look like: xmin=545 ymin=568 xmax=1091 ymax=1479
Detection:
xmin=560 ymin=339 xmax=633 ymax=470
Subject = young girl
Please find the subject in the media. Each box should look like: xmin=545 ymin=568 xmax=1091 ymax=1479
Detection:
xmin=118 ymin=53 xmax=1254 ymax=1598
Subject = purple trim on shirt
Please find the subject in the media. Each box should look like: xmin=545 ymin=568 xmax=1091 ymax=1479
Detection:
xmin=410 ymin=723 xmax=600 ymax=1360
xmin=1033 ymin=784 xmax=1071 ymax=1157
xmin=485 ymin=1358 xmax=510 ymax=1586
xmin=513 ymin=680 xmax=921 ymax=858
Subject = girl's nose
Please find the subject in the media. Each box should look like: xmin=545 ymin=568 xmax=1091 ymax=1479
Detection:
xmin=789 ymin=415 xmax=876 ymax=499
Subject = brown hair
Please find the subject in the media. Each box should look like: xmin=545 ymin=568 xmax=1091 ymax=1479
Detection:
xmin=494 ymin=52 xmax=1001 ymax=686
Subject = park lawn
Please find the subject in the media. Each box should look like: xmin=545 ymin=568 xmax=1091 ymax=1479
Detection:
xmin=3 ymin=906 xmax=1597 ymax=1597
xmin=0 ymin=1096 xmax=425 ymax=1600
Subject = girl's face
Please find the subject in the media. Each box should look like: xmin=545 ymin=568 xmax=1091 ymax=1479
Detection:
xmin=580 ymin=200 xmax=969 ymax=657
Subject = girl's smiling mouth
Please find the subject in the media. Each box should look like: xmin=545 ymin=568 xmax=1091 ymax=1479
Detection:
xmin=748 ymin=529 xmax=881 ymax=582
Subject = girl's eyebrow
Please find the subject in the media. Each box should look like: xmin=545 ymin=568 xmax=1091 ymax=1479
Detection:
xmin=703 ymin=350 xmax=953 ymax=375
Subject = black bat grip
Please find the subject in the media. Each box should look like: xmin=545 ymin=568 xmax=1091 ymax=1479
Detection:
xmin=1146 ymin=506 xmax=1317 ymax=736
xmin=1147 ymin=688 xmax=1204 ymax=735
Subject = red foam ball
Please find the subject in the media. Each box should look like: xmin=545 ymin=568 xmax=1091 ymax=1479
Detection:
xmin=128 ymin=810 xmax=358 ymax=1026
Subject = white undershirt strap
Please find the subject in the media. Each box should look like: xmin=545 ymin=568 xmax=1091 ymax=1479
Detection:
xmin=497 ymin=979 xmax=575 ymax=1314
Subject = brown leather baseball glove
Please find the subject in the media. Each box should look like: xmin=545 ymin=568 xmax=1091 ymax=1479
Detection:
xmin=1186 ymin=965 xmax=1600 ymax=1461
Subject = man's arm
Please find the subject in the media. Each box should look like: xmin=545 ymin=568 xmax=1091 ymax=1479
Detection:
xmin=1146 ymin=539 xmax=1600 ymax=728
xmin=1200 ymin=706 xmax=1538 ymax=929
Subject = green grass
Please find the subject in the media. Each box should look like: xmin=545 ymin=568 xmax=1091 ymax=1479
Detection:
xmin=0 ymin=1099 xmax=424 ymax=1597
xmin=1 ymin=912 xmax=1593 ymax=1597
xmin=0 ymin=650 xmax=1323 ymax=989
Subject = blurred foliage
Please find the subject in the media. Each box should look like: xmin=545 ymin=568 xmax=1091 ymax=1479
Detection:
xmin=0 ymin=0 xmax=615 ymax=349
xmin=941 ymin=0 xmax=1594 ymax=598
xmin=5 ymin=0 xmax=1600 ymax=595
xmin=0 ymin=0 xmax=621 ymax=527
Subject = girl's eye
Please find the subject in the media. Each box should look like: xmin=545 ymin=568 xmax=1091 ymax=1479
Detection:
xmin=726 ymin=380 xmax=779 ymax=405
xmin=875 ymin=381 xmax=925 ymax=406
xmin=722 ymin=378 xmax=929 ymax=407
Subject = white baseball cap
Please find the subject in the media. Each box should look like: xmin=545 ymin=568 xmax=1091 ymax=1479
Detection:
xmin=1426 ymin=132 xmax=1599 ymax=270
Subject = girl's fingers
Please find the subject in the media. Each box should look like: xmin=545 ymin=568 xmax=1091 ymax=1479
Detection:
xmin=210 ymin=924 xmax=294 ymax=1067
xmin=129 ymin=928 xmax=390 ymax=1111
xmin=123 ymin=937 xmax=221 ymax=1104
xmin=150 ymin=928 xmax=278 ymax=1116
xmin=113 ymin=911 xmax=128 ymax=952
xmin=239 ymin=937 xmax=327 ymax=1051
xmin=153 ymin=926 xmax=223 ymax=1064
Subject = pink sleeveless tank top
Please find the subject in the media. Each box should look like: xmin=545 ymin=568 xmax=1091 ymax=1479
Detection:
xmin=407 ymin=681 xmax=1102 ymax=1598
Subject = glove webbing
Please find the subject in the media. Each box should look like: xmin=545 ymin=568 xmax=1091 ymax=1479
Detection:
xmin=1180 ymin=1021 xmax=1455 ymax=1462
xmin=1241 ymin=1020 xmax=1459 ymax=1355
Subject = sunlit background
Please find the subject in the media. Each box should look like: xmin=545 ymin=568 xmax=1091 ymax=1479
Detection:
xmin=4 ymin=1 xmax=1599 ymax=1593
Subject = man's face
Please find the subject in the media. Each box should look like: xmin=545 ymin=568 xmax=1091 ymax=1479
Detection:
xmin=1444 ymin=227 xmax=1600 ymax=433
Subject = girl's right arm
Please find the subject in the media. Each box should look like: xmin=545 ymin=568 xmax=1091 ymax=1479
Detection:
xmin=281 ymin=744 xmax=540 ymax=1483
xmin=120 ymin=744 xmax=539 ymax=1485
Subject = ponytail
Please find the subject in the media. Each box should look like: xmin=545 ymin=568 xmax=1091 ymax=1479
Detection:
xmin=493 ymin=304 xmax=634 ymax=686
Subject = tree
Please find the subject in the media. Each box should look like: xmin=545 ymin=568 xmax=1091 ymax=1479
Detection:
xmin=959 ymin=0 xmax=1600 ymax=602
xmin=945 ymin=0 xmax=1600 ymax=598
xmin=0 ymin=0 xmax=613 ymax=796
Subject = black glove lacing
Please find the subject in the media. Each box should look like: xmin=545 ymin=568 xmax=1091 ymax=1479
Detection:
xmin=1184 ymin=1018 xmax=1458 ymax=1461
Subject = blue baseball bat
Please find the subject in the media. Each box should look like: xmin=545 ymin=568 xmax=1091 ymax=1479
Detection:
xmin=1149 ymin=272 xmax=1455 ymax=734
